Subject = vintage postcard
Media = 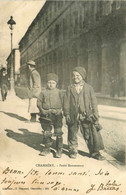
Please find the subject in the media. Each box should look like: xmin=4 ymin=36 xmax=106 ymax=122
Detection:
xmin=0 ymin=0 xmax=126 ymax=195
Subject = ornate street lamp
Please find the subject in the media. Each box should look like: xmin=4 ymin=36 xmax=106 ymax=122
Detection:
xmin=7 ymin=16 xmax=16 ymax=93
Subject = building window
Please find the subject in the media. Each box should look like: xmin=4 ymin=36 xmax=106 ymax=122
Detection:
xmin=45 ymin=10 xmax=48 ymax=25
xmin=73 ymin=11 xmax=78 ymax=34
xmin=49 ymin=5 xmax=52 ymax=18
xmin=63 ymin=18 xmax=67 ymax=41
xmin=58 ymin=50 xmax=62 ymax=62
xmin=45 ymin=38 xmax=47 ymax=51
xmin=54 ymin=24 xmax=60 ymax=42
xmin=116 ymin=1 xmax=121 ymax=9
xmin=43 ymin=39 xmax=45 ymax=51
xmin=48 ymin=30 xmax=52 ymax=48
xmin=43 ymin=14 xmax=45 ymax=27
xmin=60 ymin=1 xmax=63 ymax=8
xmin=105 ymin=1 xmax=112 ymax=15
xmin=96 ymin=1 xmax=102 ymax=21
xmin=79 ymin=14 xmax=83 ymax=29
xmin=49 ymin=54 xmax=52 ymax=64
xmin=79 ymin=6 xmax=83 ymax=29
xmin=89 ymin=1 xmax=95 ymax=24
xmin=71 ymin=43 xmax=77 ymax=56
xmin=53 ymin=52 xmax=57 ymax=65
xmin=54 ymin=1 xmax=57 ymax=12
xmin=42 ymin=58 xmax=45 ymax=65
xmin=58 ymin=1 xmax=60 ymax=9
xmin=83 ymin=2 xmax=89 ymax=27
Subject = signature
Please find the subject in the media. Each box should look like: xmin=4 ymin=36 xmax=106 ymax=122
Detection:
xmin=86 ymin=180 xmax=121 ymax=193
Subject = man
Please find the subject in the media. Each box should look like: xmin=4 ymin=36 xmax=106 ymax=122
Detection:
xmin=0 ymin=68 xmax=9 ymax=101
xmin=27 ymin=60 xmax=41 ymax=122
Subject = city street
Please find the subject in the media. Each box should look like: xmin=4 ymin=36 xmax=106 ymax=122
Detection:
xmin=0 ymin=92 xmax=126 ymax=195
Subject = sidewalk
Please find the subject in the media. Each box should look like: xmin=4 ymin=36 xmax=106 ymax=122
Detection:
xmin=98 ymin=105 xmax=126 ymax=121
xmin=0 ymin=94 xmax=124 ymax=168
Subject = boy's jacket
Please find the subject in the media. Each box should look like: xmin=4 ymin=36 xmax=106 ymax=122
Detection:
xmin=63 ymin=82 xmax=99 ymax=124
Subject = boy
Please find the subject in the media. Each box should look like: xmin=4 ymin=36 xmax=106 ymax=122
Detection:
xmin=64 ymin=66 xmax=104 ymax=160
xmin=37 ymin=73 xmax=63 ymax=158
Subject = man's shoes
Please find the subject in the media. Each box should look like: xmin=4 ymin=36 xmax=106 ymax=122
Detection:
xmin=30 ymin=118 xmax=36 ymax=122
xmin=92 ymin=153 xmax=105 ymax=160
xmin=55 ymin=149 xmax=62 ymax=158
xmin=39 ymin=148 xmax=50 ymax=156
xmin=30 ymin=114 xmax=37 ymax=122
xmin=69 ymin=150 xmax=77 ymax=159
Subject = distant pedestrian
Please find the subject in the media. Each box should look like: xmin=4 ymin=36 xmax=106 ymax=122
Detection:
xmin=120 ymin=74 xmax=126 ymax=97
xmin=110 ymin=75 xmax=120 ymax=97
xmin=110 ymin=76 xmax=116 ymax=97
xmin=63 ymin=66 xmax=104 ymax=160
xmin=27 ymin=60 xmax=41 ymax=122
xmin=0 ymin=68 xmax=9 ymax=101
xmin=37 ymin=73 xmax=64 ymax=158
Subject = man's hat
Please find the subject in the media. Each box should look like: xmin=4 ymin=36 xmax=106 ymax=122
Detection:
xmin=27 ymin=60 xmax=36 ymax=66
xmin=47 ymin=73 xmax=58 ymax=83
xmin=73 ymin=66 xmax=86 ymax=79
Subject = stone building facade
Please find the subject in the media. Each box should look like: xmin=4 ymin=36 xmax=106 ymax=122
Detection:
xmin=19 ymin=0 xmax=126 ymax=97
xmin=6 ymin=48 xmax=20 ymax=85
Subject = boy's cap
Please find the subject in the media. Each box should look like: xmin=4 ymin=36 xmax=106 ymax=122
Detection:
xmin=73 ymin=66 xmax=86 ymax=79
xmin=27 ymin=60 xmax=36 ymax=66
xmin=47 ymin=73 xmax=58 ymax=83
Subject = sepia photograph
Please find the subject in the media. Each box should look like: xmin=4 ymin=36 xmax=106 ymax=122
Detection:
xmin=0 ymin=0 xmax=126 ymax=194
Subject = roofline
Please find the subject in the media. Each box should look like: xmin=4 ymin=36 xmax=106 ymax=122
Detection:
xmin=19 ymin=0 xmax=48 ymax=46
xmin=6 ymin=48 xmax=19 ymax=61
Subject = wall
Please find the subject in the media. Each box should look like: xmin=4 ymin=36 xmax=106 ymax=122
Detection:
xmin=19 ymin=0 xmax=126 ymax=97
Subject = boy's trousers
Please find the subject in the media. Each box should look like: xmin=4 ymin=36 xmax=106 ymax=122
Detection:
xmin=68 ymin=120 xmax=104 ymax=155
xmin=39 ymin=113 xmax=63 ymax=149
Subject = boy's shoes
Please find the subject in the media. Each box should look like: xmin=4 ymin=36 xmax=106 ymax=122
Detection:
xmin=69 ymin=150 xmax=77 ymax=159
xmin=55 ymin=149 xmax=62 ymax=158
xmin=39 ymin=148 xmax=50 ymax=156
xmin=91 ymin=153 xmax=105 ymax=160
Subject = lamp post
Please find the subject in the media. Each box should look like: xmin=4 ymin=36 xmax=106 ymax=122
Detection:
xmin=7 ymin=16 xmax=16 ymax=93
